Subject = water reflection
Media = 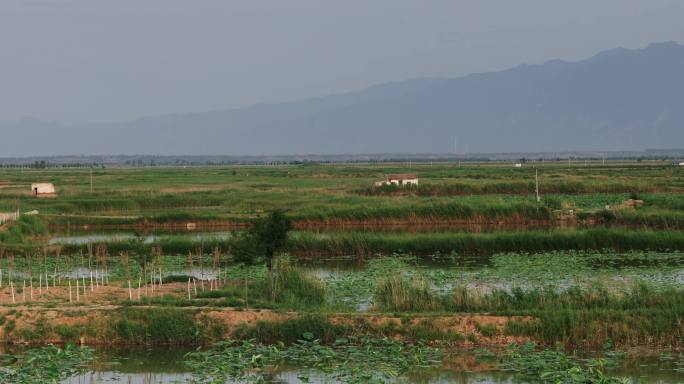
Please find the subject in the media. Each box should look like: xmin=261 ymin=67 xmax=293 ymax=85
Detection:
xmin=49 ymin=232 xmax=234 ymax=245
xmin=50 ymin=347 xmax=684 ymax=384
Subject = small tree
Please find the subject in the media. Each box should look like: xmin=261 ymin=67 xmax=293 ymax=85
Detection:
xmin=232 ymin=210 xmax=292 ymax=271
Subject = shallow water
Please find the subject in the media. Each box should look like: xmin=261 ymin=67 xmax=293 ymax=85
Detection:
xmin=49 ymin=231 xmax=234 ymax=245
xmin=52 ymin=347 xmax=684 ymax=384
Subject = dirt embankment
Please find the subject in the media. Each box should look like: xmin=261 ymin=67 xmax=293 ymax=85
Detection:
xmin=0 ymin=307 xmax=530 ymax=347
xmin=0 ymin=282 xmax=532 ymax=347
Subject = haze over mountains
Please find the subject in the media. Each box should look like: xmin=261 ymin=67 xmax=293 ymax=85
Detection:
xmin=3 ymin=42 xmax=684 ymax=157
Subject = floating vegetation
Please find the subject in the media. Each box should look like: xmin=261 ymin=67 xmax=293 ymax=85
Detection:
xmin=0 ymin=344 xmax=94 ymax=383
xmin=323 ymin=251 xmax=684 ymax=310
xmin=491 ymin=343 xmax=629 ymax=383
xmin=185 ymin=336 xmax=443 ymax=383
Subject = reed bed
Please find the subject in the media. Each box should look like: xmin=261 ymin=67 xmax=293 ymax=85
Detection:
xmin=360 ymin=180 xmax=678 ymax=196
xmin=41 ymin=228 xmax=684 ymax=257
xmin=288 ymin=228 xmax=684 ymax=256
xmin=375 ymin=277 xmax=684 ymax=348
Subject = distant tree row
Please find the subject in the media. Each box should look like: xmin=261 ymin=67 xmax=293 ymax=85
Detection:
xmin=0 ymin=162 xmax=104 ymax=169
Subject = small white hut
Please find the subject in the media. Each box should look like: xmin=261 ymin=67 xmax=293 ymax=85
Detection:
xmin=31 ymin=183 xmax=56 ymax=196
xmin=375 ymin=173 xmax=419 ymax=187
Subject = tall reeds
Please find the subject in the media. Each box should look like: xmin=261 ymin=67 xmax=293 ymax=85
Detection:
xmin=374 ymin=275 xmax=439 ymax=312
xmin=373 ymin=280 xmax=684 ymax=348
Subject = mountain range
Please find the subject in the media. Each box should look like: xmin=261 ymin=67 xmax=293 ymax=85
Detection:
xmin=2 ymin=41 xmax=684 ymax=157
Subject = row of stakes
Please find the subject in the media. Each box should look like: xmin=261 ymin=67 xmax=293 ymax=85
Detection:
xmin=0 ymin=267 xmax=224 ymax=304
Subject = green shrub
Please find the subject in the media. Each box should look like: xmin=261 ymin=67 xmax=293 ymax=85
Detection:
xmin=114 ymin=308 xmax=200 ymax=345
xmin=263 ymin=266 xmax=326 ymax=309
xmin=375 ymin=275 xmax=440 ymax=312
xmin=235 ymin=315 xmax=351 ymax=345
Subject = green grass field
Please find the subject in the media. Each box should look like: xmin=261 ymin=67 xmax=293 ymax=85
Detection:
xmin=1 ymin=160 xmax=684 ymax=353
xmin=1 ymin=161 xmax=682 ymax=227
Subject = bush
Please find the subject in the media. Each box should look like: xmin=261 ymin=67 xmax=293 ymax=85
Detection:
xmin=114 ymin=308 xmax=200 ymax=345
xmin=234 ymin=315 xmax=350 ymax=344
xmin=265 ymin=265 xmax=326 ymax=309
xmin=375 ymin=275 xmax=440 ymax=312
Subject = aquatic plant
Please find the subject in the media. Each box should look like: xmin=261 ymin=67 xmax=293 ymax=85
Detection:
xmin=494 ymin=342 xmax=629 ymax=383
xmin=185 ymin=335 xmax=443 ymax=383
xmin=0 ymin=344 xmax=94 ymax=383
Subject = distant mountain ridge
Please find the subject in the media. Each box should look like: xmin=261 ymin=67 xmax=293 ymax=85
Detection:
xmin=2 ymin=42 xmax=684 ymax=156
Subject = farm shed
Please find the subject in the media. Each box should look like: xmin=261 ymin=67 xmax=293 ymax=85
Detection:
xmin=375 ymin=173 xmax=419 ymax=187
xmin=31 ymin=183 xmax=56 ymax=196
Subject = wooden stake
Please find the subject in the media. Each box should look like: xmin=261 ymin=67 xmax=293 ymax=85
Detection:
xmin=535 ymin=168 xmax=541 ymax=204
xmin=157 ymin=246 xmax=163 ymax=289
xmin=55 ymin=247 xmax=61 ymax=285
xmin=10 ymin=281 xmax=15 ymax=304
xmin=0 ymin=248 xmax=3 ymax=288
xmin=143 ymin=261 xmax=148 ymax=297
xmin=69 ymin=280 xmax=72 ymax=303
xmin=105 ymin=246 xmax=109 ymax=285
xmin=88 ymin=243 xmax=94 ymax=291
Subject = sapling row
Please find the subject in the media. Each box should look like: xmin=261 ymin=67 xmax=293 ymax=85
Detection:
xmin=0 ymin=243 xmax=232 ymax=304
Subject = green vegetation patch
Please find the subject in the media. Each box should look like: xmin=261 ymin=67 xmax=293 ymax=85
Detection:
xmin=185 ymin=335 xmax=442 ymax=383
xmin=0 ymin=344 xmax=94 ymax=384
xmin=113 ymin=308 xmax=201 ymax=345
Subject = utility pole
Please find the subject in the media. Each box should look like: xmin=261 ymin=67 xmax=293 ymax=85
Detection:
xmin=90 ymin=167 xmax=93 ymax=193
xmin=535 ymin=168 xmax=541 ymax=205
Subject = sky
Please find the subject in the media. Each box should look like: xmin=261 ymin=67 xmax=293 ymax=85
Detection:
xmin=1 ymin=0 xmax=684 ymax=124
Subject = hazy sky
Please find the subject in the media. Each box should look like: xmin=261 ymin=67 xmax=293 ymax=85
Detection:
xmin=1 ymin=0 xmax=684 ymax=124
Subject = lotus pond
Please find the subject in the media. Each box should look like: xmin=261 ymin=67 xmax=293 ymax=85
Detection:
xmin=3 ymin=343 xmax=684 ymax=383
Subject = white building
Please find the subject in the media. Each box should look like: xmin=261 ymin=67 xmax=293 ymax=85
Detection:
xmin=31 ymin=183 xmax=56 ymax=196
xmin=375 ymin=173 xmax=419 ymax=187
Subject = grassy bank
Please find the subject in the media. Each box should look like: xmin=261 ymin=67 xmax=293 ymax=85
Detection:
xmin=0 ymin=215 xmax=47 ymax=244
xmin=34 ymin=228 xmax=684 ymax=257
xmin=376 ymin=276 xmax=684 ymax=348
xmin=288 ymin=228 xmax=684 ymax=256
xmin=360 ymin=179 xmax=680 ymax=196
xmin=2 ymin=163 xmax=682 ymax=229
